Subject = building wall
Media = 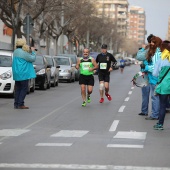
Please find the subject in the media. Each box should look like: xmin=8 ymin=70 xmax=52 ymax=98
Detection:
xmin=166 ymin=16 xmax=170 ymax=41
xmin=127 ymin=6 xmax=146 ymax=45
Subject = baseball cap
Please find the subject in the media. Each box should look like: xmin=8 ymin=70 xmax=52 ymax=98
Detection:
xmin=101 ymin=44 xmax=107 ymax=49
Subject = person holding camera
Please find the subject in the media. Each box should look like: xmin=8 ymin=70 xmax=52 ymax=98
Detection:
xmin=12 ymin=38 xmax=36 ymax=109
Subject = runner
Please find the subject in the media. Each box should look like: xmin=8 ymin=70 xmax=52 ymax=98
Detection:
xmin=119 ymin=57 xmax=125 ymax=73
xmin=76 ymin=48 xmax=98 ymax=107
xmin=96 ymin=44 xmax=117 ymax=103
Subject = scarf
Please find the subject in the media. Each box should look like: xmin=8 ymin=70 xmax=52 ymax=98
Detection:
xmin=161 ymin=49 xmax=170 ymax=62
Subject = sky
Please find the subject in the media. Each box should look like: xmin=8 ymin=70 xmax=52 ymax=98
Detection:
xmin=128 ymin=0 xmax=170 ymax=41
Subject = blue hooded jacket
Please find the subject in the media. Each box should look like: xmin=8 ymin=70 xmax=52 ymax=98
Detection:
xmin=12 ymin=48 xmax=36 ymax=81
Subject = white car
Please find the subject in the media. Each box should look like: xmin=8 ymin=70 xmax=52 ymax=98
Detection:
xmin=0 ymin=50 xmax=35 ymax=97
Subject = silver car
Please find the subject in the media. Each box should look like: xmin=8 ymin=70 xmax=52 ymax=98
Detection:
xmin=44 ymin=55 xmax=60 ymax=87
xmin=59 ymin=54 xmax=79 ymax=81
xmin=53 ymin=56 xmax=76 ymax=83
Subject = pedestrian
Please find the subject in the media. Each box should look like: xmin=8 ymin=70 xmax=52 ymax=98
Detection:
xmin=153 ymin=40 xmax=170 ymax=130
xmin=136 ymin=34 xmax=154 ymax=116
xmin=119 ymin=57 xmax=125 ymax=73
xmin=141 ymin=36 xmax=162 ymax=120
xmin=76 ymin=48 xmax=98 ymax=107
xmin=96 ymin=44 xmax=117 ymax=103
xmin=12 ymin=38 xmax=36 ymax=109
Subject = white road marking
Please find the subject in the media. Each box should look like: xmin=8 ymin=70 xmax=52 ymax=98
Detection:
xmin=128 ymin=91 xmax=132 ymax=95
xmin=0 ymin=164 xmax=169 ymax=169
xmin=114 ymin=131 xmax=147 ymax=140
xmin=51 ymin=130 xmax=89 ymax=137
xmin=109 ymin=120 xmax=119 ymax=132
xmin=36 ymin=143 xmax=72 ymax=146
xmin=124 ymin=97 xmax=129 ymax=101
xmin=107 ymin=144 xmax=143 ymax=148
xmin=131 ymin=87 xmax=134 ymax=89
xmin=118 ymin=106 xmax=126 ymax=112
xmin=0 ymin=129 xmax=30 ymax=137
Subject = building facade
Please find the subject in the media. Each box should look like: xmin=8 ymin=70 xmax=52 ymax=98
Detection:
xmin=96 ymin=0 xmax=129 ymax=37
xmin=127 ymin=6 xmax=146 ymax=45
xmin=166 ymin=16 xmax=170 ymax=41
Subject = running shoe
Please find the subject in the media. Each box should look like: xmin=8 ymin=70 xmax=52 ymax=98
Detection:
xmin=105 ymin=93 xmax=112 ymax=101
xmin=99 ymin=98 xmax=104 ymax=103
xmin=82 ymin=101 xmax=86 ymax=107
xmin=153 ymin=124 xmax=164 ymax=130
xmin=87 ymin=96 xmax=91 ymax=103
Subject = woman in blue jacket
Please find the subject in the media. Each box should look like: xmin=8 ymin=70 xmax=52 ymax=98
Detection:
xmin=12 ymin=38 xmax=36 ymax=109
xmin=153 ymin=41 xmax=170 ymax=130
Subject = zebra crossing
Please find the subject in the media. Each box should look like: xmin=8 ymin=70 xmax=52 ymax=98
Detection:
xmin=0 ymin=127 xmax=147 ymax=148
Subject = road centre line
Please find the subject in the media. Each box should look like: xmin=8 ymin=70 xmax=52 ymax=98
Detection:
xmin=109 ymin=120 xmax=119 ymax=132
xmin=128 ymin=91 xmax=132 ymax=95
xmin=124 ymin=97 xmax=129 ymax=101
xmin=118 ymin=106 xmax=126 ymax=112
xmin=0 ymin=164 xmax=169 ymax=170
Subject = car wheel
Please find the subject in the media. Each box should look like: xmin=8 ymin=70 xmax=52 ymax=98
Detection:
xmin=40 ymin=77 xmax=47 ymax=90
xmin=56 ymin=80 xmax=58 ymax=86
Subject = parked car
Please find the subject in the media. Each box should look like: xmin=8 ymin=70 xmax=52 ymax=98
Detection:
xmin=0 ymin=50 xmax=35 ymax=97
xmin=33 ymin=55 xmax=51 ymax=90
xmin=44 ymin=55 xmax=60 ymax=87
xmin=53 ymin=56 xmax=76 ymax=83
xmin=58 ymin=54 xmax=79 ymax=81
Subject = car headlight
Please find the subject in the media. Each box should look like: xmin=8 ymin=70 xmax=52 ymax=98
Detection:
xmin=62 ymin=69 xmax=71 ymax=73
xmin=0 ymin=70 xmax=12 ymax=80
xmin=36 ymin=69 xmax=45 ymax=75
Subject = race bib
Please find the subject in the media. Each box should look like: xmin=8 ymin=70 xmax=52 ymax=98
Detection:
xmin=82 ymin=62 xmax=90 ymax=70
xmin=100 ymin=63 xmax=107 ymax=69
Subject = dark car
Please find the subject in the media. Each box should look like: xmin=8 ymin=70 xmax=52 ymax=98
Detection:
xmin=33 ymin=55 xmax=51 ymax=90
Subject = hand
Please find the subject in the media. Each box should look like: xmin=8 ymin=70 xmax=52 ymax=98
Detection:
xmin=109 ymin=67 xmax=113 ymax=72
xmin=140 ymin=64 xmax=145 ymax=69
xmin=31 ymin=47 xmax=35 ymax=51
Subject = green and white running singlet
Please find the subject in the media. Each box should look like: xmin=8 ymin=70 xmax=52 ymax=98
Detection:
xmin=80 ymin=57 xmax=94 ymax=75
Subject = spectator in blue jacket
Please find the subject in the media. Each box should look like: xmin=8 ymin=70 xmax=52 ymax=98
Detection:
xmin=141 ymin=36 xmax=162 ymax=120
xmin=12 ymin=38 xmax=36 ymax=109
xmin=136 ymin=34 xmax=154 ymax=116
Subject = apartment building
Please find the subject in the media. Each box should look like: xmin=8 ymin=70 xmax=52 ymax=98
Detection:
xmin=166 ymin=16 xmax=170 ymax=41
xmin=96 ymin=0 xmax=129 ymax=37
xmin=127 ymin=6 xmax=146 ymax=45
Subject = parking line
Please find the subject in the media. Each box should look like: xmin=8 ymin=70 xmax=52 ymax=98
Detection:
xmin=109 ymin=120 xmax=119 ymax=132
xmin=107 ymin=144 xmax=143 ymax=148
xmin=128 ymin=91 xmax=132 ymax=95
xmin=118 ymin=106 xmax=126 ymax=112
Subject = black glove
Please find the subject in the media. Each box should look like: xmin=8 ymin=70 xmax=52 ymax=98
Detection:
xmin=140 ymin=64 xmax=145 ymax=69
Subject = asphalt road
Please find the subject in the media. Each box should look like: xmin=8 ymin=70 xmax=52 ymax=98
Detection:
xmin=0 ymin=65 xmax=170 ymax=170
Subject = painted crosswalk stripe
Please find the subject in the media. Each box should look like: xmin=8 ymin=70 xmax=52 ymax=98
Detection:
xmin=124 ymin=97 xmax=129 ymax=101
xmin=114 ymin=131 xmax=147 ymax=140
xmin=109 ymin=120 xmax=119 ymax=132
xmin=0 ymin=164 xmax=169 ymax=169
xmin=107 ymin=144 xmax=143 ymax=148
xmin=118 ymin=106 xmax=125 ymax=112
xmin=51 ymin=130 xmax=89 ymax=137
xmin=36 ymin=143 xmax=72 ymax=146
xmin=0 ymin=129 xmax=30 ymax=137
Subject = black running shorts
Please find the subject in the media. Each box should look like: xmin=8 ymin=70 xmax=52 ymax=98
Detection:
xmin=98 ymin=72 xmax=110 ymax=82
xmin=79 ymin=74 xmax=94 ymax=86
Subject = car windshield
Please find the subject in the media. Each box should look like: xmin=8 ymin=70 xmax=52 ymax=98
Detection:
xmin=54 ymin=58 xmax=70 ymax=65
xmin=45 ymin=57 xmax=53 ymax=66
xmin=33 ymin=56 xmax=43 ymax=65
xmin=0 ymin=55 xmax=12 ymax=67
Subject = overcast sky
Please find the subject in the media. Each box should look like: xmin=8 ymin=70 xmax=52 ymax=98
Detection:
xmin=128 ymin=0 xmax=170 ymax=41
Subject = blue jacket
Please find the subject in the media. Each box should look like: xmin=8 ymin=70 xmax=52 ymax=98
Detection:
xmin=142 ymin=48 xmax=161 ymax=85
xmin=12 ymin=48 xmax=36 ymax=81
